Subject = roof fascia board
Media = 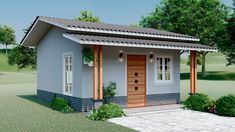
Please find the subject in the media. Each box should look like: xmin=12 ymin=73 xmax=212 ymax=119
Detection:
xmin=21 ymin=17 xmax=68 ymax=45
xmin=21 ymin=17 xmax=39 ymax=45
xmin=67 ymin=27 xmax=200 ymax=42
xmin=63 ymin=34 xmax=217 ymax=52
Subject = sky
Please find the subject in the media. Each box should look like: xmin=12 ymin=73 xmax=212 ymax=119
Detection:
xmin=0 ymin=0 xmax=233 ymax=43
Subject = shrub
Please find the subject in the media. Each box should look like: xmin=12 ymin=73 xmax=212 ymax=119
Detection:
xmin=103 ymin=82 xmax=117 ymax=103
xmin=50 ymin=95 xmax=73 ymax=113
xmin=183 ymin=93 xmax=214 ymax=112
xmin=87 ymin=103 xmax=125 ymax=121
xmin=216 ymin=94 xmax=235 ymax=117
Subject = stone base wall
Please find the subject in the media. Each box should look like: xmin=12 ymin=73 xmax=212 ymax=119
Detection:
xmin=147 ymin=93 xmax=180 ymax=106
xmin=37 ymin=89 xmax=180 ymax=112
xmin=37 ymin=89 xmax=93 ymax=112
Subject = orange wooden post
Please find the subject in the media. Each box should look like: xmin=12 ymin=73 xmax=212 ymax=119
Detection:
xmin=194 ymin=53 xmax=197 ymax=93
xmin=93 ymin=46 xmax=98 ymax=99
xmin=98 ymin=46 xmax=103 ymax=99
xmin=190 ymin=51 xmax=197 ymax=94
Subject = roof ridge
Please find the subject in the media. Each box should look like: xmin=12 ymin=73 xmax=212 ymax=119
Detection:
xmin=64 ymin=32 xmax=198 ymax=43
xmin=38 ymin=16 xmax=77 ymax=22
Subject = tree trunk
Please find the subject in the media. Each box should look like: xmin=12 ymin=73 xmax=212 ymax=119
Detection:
xmin=201 ymin=52 xmax=208 ymax=77
xmin=17 ymin=65 xmax=20 ymax=73
xmin=5 ymin=45 xmax=8 ymax=55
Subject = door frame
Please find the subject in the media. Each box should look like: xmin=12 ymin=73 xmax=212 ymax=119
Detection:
xmin=126 ymin=54 xmax=147 ymax=108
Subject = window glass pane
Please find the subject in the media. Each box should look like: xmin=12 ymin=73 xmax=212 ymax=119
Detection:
xmin=65 ymin=85 xmax=68 ymax=92
xmin=69 ymin=57 xmax=72 ymax=63
xmin=64 ymin=55 xmax=72 ymax=94
xmin=164 ymin=58 xmax=171 ymax=80
xmin=156 ymin=57 xmax=171 ymax=81
xmin=156 ymin=58 xmax=163 ymax=80
xmin=165 ymin=72 xmax=170 ymax=80
xmin=158 ymin=73 xmax=163 ymax=80
xmin=65 ymin=57 xmax=68 ymax=64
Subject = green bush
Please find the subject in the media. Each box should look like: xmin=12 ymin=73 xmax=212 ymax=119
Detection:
xmin=103 ymin=81 xmax=117 ymax=103
xmin=87 ymin=103 xmax=125 ymax=121
xmin=183 ymin=93 xmax=214 ymax=112
xmin=50 ymin=95 xmax=73 ymax=113
xmin=216 ymin=94 xmax=235 ymax=117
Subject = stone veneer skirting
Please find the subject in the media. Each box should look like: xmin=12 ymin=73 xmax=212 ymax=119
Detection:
xmin=37 ymin=89 xmax=180 ymax=112
xmin=147 ymin=93 xmax=180 ymax=106
xmin=37 ymin=89 xmax=93 ymax=112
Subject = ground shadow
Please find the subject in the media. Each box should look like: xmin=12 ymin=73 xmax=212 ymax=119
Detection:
xmin=0 ymin=73 xmax=5 ymax=75
xmin=181 ymin=71 xmax=235 ymax=81
xmin=17 ymin=95 xmax=50 ymax=108
xmin=17 ymin=95 xmax=78 ymax=114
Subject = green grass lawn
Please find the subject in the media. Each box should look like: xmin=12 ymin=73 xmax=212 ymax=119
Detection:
xmin=0 ymin=72 xmax=134 ymax=132
xmin=0 ymin=51 xmax=134 ymax=132
xmin=180 ymin=52 xmax=235 ymax=101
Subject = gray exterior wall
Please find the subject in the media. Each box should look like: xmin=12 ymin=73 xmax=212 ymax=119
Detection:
xmin=36 ymin=27 xmax=180 ymax=111
xmin=82 ymin=46 xmax=180 ymax=98
xmin=37 ymin=27 xmax=83 ymax=98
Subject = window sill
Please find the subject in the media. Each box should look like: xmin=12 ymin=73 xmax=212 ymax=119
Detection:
xmin=63 ymin=92 xmax=73 ymax=96
xmin=154 ymin=80 xmax=174 ymax=85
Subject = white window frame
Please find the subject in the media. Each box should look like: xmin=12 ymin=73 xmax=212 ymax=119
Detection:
xmin=63 ymin=52 xmax=73 ymax=96
xmin=155 ymin=56 xmax=173 ymax=83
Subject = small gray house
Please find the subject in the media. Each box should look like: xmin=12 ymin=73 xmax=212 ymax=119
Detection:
xmin=21 ymin=16 xmax=216 ymax=112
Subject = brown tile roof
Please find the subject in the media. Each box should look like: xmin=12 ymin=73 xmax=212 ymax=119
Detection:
xmin=21 ymin=16 xmax=217 ymax=51
xmin=38 ymin=16 xmax=199 ymax=41
xmin=63 ymin=33 xmax=217 ymax=51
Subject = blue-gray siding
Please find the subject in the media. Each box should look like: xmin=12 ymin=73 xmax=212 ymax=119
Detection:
xmin=37 ymin=26 xmax=83 ymax=98
xmin=82 ymin=46 xmax=180 ymax=98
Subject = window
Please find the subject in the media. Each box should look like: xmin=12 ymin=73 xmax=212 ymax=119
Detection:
xmin=156 ymin=57 xmax=172 ymax=81
xmin=63 ymin=53 xmax=73 ymax=95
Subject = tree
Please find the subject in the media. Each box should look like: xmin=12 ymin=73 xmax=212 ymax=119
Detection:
xmin=187 ymin=53 xmax=202 ymax=66
xmin=8 ymin=45 xmax=36 ymax=72
xmin=74 ymin=10 xmax=100 ymax=22
xmin=140 ymin=0 xmax=228 ymax=77
xmin=218 ymin=0 xmax=235 ymax=65
xmin=0 ymin=25 xmax=16 ymax=55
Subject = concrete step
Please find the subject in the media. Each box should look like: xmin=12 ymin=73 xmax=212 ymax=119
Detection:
xmin=124 ymin=104 xmax=183 ymax=116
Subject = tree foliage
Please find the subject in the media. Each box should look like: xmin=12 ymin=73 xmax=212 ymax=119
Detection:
xmin=74 ymin=10 xmax=100 ymax=22
xmin=187 ymin=53 xmax=202 ymax=66
xmin=0 ymin=25 xmax=16 ymax=55
xmin=8 ymin=45 xmax=36 ymax=72
xmin=218 ymin=1 xmax=235 ymax=65
xmin=140 ymin=0 xmax=228 ymax=76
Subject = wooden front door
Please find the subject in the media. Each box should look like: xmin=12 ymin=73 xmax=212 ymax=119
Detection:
xmin=127 ymin=55 xmax=146 ymax=108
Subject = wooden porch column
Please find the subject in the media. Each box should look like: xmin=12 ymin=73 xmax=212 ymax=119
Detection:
xmin=93 ymin=46 xmax=98 ymax=99
xmin=190 ymin=50 xmax=197 ymax=94
xmin=93 ymin=45 xmax=103 ymax=100
xmin=98 ymin=46 xmax=103 ymax=99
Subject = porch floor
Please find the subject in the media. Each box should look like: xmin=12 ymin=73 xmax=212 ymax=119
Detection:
xmin=124 ymin=104 xmax=182 ymax=116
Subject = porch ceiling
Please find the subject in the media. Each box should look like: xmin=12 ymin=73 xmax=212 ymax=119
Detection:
xmin=63 ymin=33 xmax=217 ymax=52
